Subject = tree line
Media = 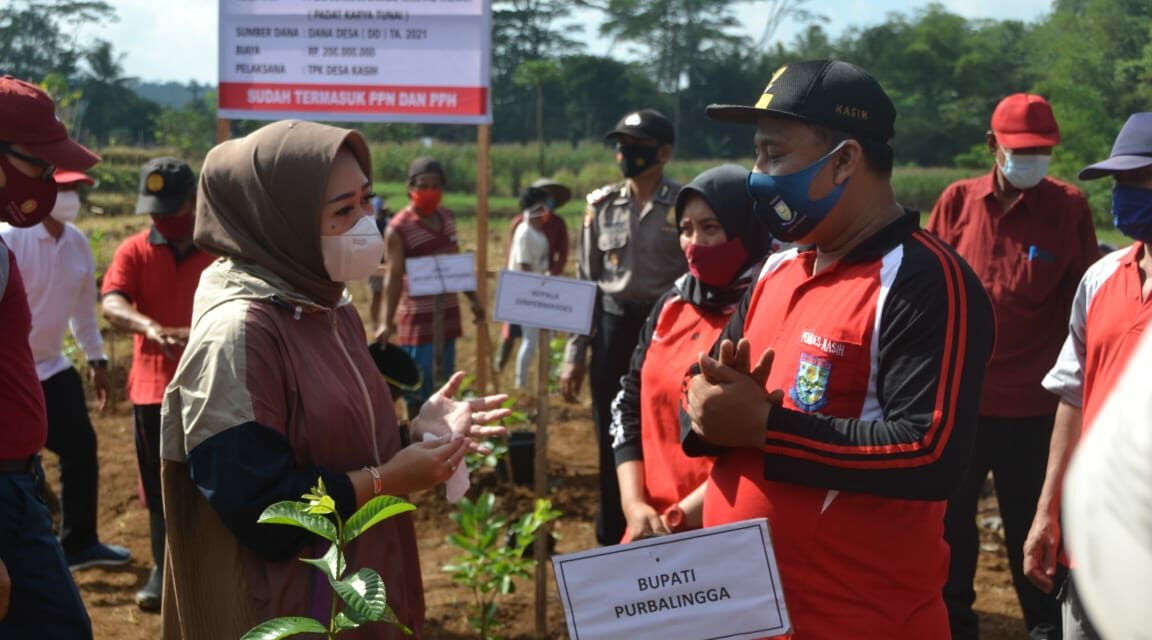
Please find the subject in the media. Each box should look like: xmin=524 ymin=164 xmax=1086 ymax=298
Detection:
xmin=2 ymin=0 xmax=1150 ymax=176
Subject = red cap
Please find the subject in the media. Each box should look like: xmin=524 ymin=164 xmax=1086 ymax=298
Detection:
xmin=991 ymin=93 xmax=1061 ymax=149
xmin=0 ymin=76 xmax=100 ymax=170
xmin=53 ymin=170 xmax=95 ymax=186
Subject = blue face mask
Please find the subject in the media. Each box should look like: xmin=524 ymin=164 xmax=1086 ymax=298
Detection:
xmin=1112 ymin=185 xmax=1152 ymax=243
xmin=746 ymin=141 xmax=849 ymax=242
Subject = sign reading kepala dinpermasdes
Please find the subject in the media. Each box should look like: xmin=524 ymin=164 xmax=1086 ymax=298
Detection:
xmin=552 ymin=519 xmax=791 ymax=640
xmin=218 ymin=0 xmax=492 ymax=123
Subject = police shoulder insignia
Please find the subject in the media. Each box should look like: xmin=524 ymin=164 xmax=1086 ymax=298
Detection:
xmin=790 ymin=353 xmax=831 ymax=412
xmin=586 ymin=183 xmax=617 ymax=207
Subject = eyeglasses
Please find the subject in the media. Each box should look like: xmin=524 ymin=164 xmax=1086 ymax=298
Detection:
xmin=0 ymin=143 xmax=56 ymax=181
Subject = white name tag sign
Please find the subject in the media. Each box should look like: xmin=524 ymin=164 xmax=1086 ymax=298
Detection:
xmin=405 ymin=253 xmax=477 ymax=296
xmin=492 ymin=270 xmax=596 ymax=335
xmin=552 ymin=518 xmax=791 ymax=640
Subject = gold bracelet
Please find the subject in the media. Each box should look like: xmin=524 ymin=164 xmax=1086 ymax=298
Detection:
xmin=363 ymin=466 xmax=383 ymax=496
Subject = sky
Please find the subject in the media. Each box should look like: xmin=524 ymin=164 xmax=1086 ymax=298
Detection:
xmin=92 ymin=0 xmax=1054 ymax=85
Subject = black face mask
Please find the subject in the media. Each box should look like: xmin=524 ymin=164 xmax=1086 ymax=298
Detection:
xmin=617 ymin=143 xmax=661 ymax=178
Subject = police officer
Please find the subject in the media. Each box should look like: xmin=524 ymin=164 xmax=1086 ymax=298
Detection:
xmin=560 ymin=108 xmax=686 ymax=545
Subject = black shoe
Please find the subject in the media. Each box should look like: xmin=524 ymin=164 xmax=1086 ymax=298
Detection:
xmin=136 ymin=566 xmax=162 ymax=612
xmin=66 ymin=542 xmax=132 ymax=570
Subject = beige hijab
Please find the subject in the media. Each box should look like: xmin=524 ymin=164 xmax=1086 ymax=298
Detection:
xmin=195 ymin=120 xmax=372 ymax=308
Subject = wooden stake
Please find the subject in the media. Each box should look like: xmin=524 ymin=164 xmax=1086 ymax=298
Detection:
xmin=534 ymin=328 xmax=551 ymax=639
xmin=475 ymin=124 xmax=491 ymax=394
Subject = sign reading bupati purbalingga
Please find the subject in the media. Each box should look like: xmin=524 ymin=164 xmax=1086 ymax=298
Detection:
xmin=552 ymin=519 xmax=791 ymax=640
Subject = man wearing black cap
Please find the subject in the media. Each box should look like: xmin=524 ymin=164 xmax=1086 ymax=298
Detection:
xmin=1026 ymin=112 xmax=1152 ymax=640
xmin=0 ymin=74 xmax=98 ymax=639
xmin=683 ymin=60 xmax=994 ymax=637
xmin=101 ymin=156 xmax=215 ymax=611
xmin=560 ymin=108 xmax=686 ymax=546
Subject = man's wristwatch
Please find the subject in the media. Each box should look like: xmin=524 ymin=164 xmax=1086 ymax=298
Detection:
xmin=663 ymin=504 xmax=686 ymax=533
xmin=88 ymin=358 xmax=109 ymax=370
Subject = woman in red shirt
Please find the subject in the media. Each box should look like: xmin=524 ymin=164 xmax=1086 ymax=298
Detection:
xmin=610 ymin=164 xmax=774 ymax=541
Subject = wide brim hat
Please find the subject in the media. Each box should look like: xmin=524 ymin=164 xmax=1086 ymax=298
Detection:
xmin=529 ymin=178 xmax=571 ymax=208
xmin=1079 ymin=113 xmax=1152 ymax=180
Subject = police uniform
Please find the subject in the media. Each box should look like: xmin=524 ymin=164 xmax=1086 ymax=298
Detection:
xmin=567 ymin=115 xmax=686 ymax=544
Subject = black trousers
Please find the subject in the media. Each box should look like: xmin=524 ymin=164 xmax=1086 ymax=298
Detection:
xmin=133 ymin=404 xmax=163 ymax=515
xmin=41 ymin=367 xmax=100 ymax=555
xmin=944 ymin=415 xmax=1062 ymax=640
xmin=588 ymin=303 xmax=652 ymax=546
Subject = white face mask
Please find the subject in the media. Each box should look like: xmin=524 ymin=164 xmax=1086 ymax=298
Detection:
xmin=999 ymin=149 xmax=1051 ymax=190
xmin=320 ymin=214 xmax=385 ymax=282
xmin=49 ymin=190 xmax=81 ymax=223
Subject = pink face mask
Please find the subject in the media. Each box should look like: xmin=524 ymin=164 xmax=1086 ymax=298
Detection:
xmin=0 ymin=153 xmax=57 ymax=228
xmin=685 ymin=237 xmax=748 ymax=287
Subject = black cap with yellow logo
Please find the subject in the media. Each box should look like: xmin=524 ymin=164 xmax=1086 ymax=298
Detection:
xmin=706 ymin=60 xmax=896 ymax=141
xmin=135 ymin=156 xmax=196 ymax=215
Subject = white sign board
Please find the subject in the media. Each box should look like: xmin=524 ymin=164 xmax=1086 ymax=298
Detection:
xmin=218 ymin=0 xmax=491 ymax=123
xmin=492 ymin=270 xmax=596 ymax=335
xmin=405 ymin=253 xmax=477 ymax=296
xmin=552 ymin=519 xmax=790 ymax=640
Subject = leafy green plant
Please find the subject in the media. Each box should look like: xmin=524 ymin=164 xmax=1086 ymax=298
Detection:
xmin=241 ymin=479 xmax=416 ymax=640
xmin=443 ymin=492 xmax=562 ymax=640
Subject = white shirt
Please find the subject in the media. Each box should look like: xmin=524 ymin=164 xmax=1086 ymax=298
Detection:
xmin=0 ymin=222 xmax=105 ymax=380
xmin=508 ymin=221 xmax=549 ymax=274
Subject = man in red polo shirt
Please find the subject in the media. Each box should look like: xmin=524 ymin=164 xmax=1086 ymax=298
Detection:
xmin=101 ymin=157 xmax=215 ymax=611
xmin=0 ymin=74 xmax=98 ymax=640
xmin=926 ymin=93 xmax=1099 ymax=640
xmin=684 ymin=60 xmax=994 ymax=639
xmin=1025 ymin=112 xmax=1152 ymax=640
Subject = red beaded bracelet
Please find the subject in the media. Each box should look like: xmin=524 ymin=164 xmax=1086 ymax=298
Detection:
xmin=363 ymin=466 xmax=383 ymax=496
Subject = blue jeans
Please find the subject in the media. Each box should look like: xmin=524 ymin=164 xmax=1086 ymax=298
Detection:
xmin=401 ymin=339 xmax=456 ymax=417
xmin=0 ymin=456 xmax=92 ymax=639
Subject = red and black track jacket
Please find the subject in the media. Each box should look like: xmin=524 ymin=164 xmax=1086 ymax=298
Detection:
xmin=683 ymin=212 xmax=994 ymax=638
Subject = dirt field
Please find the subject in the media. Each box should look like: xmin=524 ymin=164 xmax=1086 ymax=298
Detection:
xmin=52 ymin=390 xmax=1027 ymax=639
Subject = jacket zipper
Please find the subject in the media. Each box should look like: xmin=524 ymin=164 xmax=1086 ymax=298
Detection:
xmin=330 ymin=311 xmax=381 ymax=465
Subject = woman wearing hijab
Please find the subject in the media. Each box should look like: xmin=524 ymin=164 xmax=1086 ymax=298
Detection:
xmin=159 ymin=120 xmax=507 ymax=638
xmin=609 ymin=164 xmax=773 ymax=542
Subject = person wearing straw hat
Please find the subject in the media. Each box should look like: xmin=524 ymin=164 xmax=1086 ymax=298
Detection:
xmin=496 ymin=177 xmax=570 ymax=373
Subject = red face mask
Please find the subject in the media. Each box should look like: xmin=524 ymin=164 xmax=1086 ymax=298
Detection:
xmin=152 ymin=212 xmax=195 ymax=242
xmin=685 ymin=237 xmax=748 ymax=287
xmin=0 ymin=153 xmax=57 ymax=228
xmin=410 ymin=188 xmax=442 ymax=215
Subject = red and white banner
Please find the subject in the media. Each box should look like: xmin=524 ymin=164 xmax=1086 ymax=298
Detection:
xmin=217 ymin=0 xmax=491 ymax=124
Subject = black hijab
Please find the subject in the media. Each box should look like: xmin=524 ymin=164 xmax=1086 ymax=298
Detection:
xmin=673 ymin=164 xmax=773 ymax=313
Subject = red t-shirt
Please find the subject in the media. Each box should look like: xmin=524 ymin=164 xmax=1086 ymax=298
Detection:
xmin=1079 ymin=245 xmax=1151 ymax=428
xmin=101 ymin=228 xmax=215 ymax=405
xmin=0 ymin=239 xmax=47 ymax=458
xmin=690 ymin=214 xmax=994 ymax=639
xmin=927 ymin=173 xmax=1099 ymax=416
